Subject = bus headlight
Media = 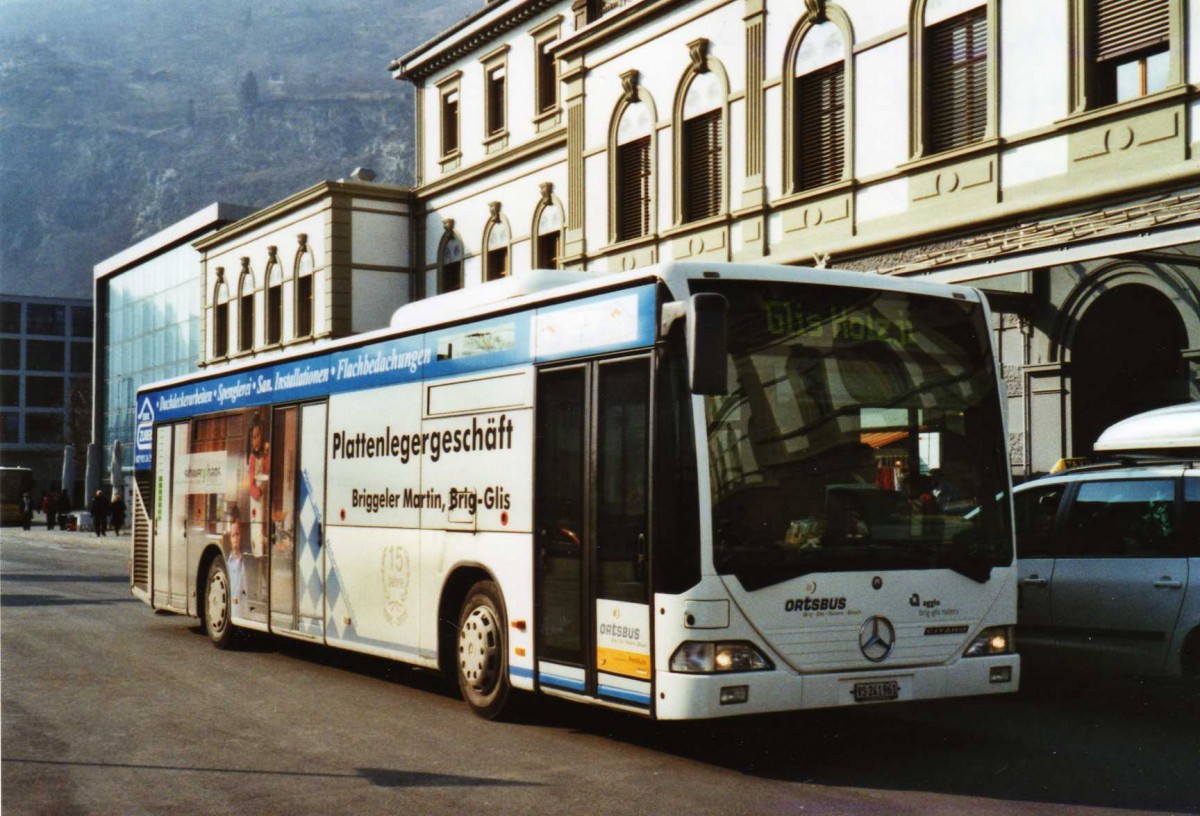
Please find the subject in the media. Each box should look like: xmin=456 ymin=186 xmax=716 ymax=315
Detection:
xmin=670 ymin=641 xmax=773 ymax=673
xmin=963 ymin=626 xmax=1014 ymax=657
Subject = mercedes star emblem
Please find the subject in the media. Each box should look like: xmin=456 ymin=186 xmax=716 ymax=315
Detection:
xmin=859 ymin=616 xmax=895 ymax=662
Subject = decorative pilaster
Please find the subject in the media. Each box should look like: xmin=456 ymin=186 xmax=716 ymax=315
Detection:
xmin=562 ymin=54 xmax=588 ymax=267
xmin=414 ymin=82 xmax=425 ymax=187
xmin=739 ymin=0 xmax=767 ymax=259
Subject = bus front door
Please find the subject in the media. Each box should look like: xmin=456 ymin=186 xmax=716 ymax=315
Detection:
xmin=535 ymin=356 xmax=653 ymax=709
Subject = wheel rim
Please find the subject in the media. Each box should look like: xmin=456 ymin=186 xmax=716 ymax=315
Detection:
xmin=207 ymin=569 xmax=229 ymax=637
xmin=459 ymin=604 xmax=500 ymax=694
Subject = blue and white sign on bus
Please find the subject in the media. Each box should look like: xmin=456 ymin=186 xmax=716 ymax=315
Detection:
xmin=134 ymin=397 xmax=155 ymax=468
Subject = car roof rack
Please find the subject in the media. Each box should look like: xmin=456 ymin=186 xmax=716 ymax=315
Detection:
xmin=1094 ymin=402 xmax=1200 ymax=455
xmin=1052 ymin=455 xmax=1198 ymax=474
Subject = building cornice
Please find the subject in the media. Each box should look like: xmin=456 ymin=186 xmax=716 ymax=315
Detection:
xmin=838 ymin=184 xmax=1200 ymax=277
xmin=392 ymin=0 xmax=563 ymax=83
xmin=555 ymin=0 xmax=690 ymax=63
xmin=415 ymin=129 xmax=567 ymax=199
xmin=194 ymin=180 xmax=411 ymax=252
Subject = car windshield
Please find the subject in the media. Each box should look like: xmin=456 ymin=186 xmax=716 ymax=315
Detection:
xmin=695 ymin=279 xmax=1012 ymax=590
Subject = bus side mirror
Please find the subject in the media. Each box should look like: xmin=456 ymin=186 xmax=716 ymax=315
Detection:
xmin=687 ymin=293 xmax=728 ymax=396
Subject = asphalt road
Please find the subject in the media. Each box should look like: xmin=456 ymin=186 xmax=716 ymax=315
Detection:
xmin=3 ymin=525 xmax=1198 ymax=816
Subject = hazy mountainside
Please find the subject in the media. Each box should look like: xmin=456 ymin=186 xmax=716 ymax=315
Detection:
xmin=0 ymin=0 xmax=478 ymax=297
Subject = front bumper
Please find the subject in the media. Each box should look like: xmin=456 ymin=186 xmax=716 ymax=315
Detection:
xmin=654 ymin=653 xmax=1020 ymax=720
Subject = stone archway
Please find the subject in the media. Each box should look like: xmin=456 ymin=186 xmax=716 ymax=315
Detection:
xmin=1070 ymin=284 xmax=1188 ymax=455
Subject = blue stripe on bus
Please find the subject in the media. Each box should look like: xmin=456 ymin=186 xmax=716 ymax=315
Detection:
xmin=134 ymin=284 xmax=657 ymax=469
xmin=538 ymin=672 xmax=587 ymax=693
xmin=597 ymin=684 xmax=652 ymax=706
xmin=510 ymin=665 xmax=534 ymax=680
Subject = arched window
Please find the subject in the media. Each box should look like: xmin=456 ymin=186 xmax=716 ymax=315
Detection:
xmin=791 ymin=21 xmax=847 ymax=192
xmin=533 ymin=194 xmax=563 ymax=269
xmin=294 ymin=236 xmax=315 ymax=339
xmin=677 ymin=53 xmax=726 ymax=224
xmin=265 ymin=250 xmax=283 ymax=345
xmin=613 ymin=97 xmax=654 ymax=242
xmin=439 ymin=230 xmax=464 ymax=293
xmin=237 ymin=261 xmax=255 ymax=353
xmin=483 ymin=209 xmax=510 ymax=282
xmin=213 ymin=273 xmax=230 ymax=359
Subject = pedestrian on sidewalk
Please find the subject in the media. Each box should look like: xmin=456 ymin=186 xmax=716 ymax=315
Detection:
xmin=110 ymin=493 xmax=126 ymax=536
xmin=56 ymin=490 xmax=71 ymax=531
xmin=21 ymin=492 xmax=33 ymax=530
xmin=42 ymin=493 xmax=54 ymax=530
xmin=90 ymin=490 xmax=110 ymax=536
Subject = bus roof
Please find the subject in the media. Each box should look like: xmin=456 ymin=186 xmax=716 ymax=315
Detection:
xmin=136 ymin=261 xmax=985 ymax=396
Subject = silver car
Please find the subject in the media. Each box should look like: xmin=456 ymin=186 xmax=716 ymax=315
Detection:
xmin=1014 ymin=462 xmax=1199 ymax=679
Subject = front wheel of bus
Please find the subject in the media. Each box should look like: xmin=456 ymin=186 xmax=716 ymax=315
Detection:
xmin=457 ymin=581 xmax=510 ymax=719
xmin=204 ymin=556 xmax=239 ymax=650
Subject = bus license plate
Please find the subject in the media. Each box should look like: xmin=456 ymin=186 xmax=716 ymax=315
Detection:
xmin=852 ymin=680 xmax=899 ymax=702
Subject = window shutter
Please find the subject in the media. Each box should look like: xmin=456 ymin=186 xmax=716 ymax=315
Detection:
xmin=295 ymin=276 xmax=313 ymax=337
xmin=239 ymin=296 xmax=254 ymax=352
xmin=442 ymin=92 xmax=459 ymax=154
xmin=1095 ymin=0 xmax=1169 ymax=62
xmin=682 ymin=109 xmax=722 ymax=223
xmin=928 ymin=7 xmax=987 ymax=154
xmin=266 ymin=285 xmax=282 ymax=344
xmin=214 ymin=304 xmax=229 ymax=357
xmin=536 ymin=233 xmax=561 ymax=269
xmin=538 ymin=43 xmax=557 ymax=113
xmin=795 ymin=61 xmax=845 ymax=191
xmin=616 ymin=136 xmax=651 ymax=242
xmin=487 ymin=69 xmax=506 ymax=135
xmin=486 ymin=247 xmax=509 ymax=281
xmin=440 ymin=260 xmax=463 ymax=293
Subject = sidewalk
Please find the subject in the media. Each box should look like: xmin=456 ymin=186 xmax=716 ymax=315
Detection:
xmin=1 ymin=514 xmax=131 ymax=552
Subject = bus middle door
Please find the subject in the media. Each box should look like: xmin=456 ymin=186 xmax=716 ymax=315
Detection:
xmin=267 ymin=402 xmax=327 ymax=638
xmin=534 ymin=355 xmax=653 ymax=710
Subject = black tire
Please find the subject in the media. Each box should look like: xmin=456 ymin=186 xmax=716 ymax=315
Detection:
xmin=203 ymin=556 xmax=240 ymax=650
xmin=456 ymin=580 xmax=510 ymax=719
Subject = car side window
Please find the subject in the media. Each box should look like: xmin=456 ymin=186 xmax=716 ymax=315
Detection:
xmin=1183 ymin=477 xmax=1200 ymax=557
xmin=1063 ymin=479 xmax=1177 ymax=558
xmin=1014 ymin=485 xmax=1064 ymax=558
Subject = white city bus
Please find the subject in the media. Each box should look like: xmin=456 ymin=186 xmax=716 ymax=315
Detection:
xmin=131 ymin=262 xmax=1019 ymax=719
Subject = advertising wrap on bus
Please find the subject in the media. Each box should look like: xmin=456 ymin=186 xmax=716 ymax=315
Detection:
xmin=327 ymin=382 xmax=532 ymax=532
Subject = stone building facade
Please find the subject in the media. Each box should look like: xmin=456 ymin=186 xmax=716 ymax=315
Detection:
xmin=392 ymin=0 xmax=1200 ymax=476
xmin=194 ymin=178 xmax=415 ymax=370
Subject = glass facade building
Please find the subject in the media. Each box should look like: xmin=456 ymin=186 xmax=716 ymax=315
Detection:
xmin=95 ymin=203 xmax=252 ymax=485
xmin=102 ymin=245 xmax=204 ymax=471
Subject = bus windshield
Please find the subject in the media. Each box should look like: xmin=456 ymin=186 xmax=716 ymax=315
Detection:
xmin=695 ymin=279 xmax=1012 ymax=591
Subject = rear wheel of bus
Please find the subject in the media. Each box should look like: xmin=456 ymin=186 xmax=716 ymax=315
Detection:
xmin=204 ymin=556 xmax=240 ymax=650
xmin=457 ymin=581 xmax=510 ymax=719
